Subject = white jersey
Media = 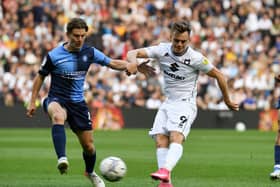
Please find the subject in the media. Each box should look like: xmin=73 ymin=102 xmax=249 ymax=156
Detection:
xmin=145 ymin=43 xmax=213 ymax=100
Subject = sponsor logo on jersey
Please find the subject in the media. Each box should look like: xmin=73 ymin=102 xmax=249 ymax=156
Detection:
xmin=60 ymin=71 xmax=86 ymax=80
xmin=170 ymin=63 xmax=179 ymax=72
xmin=163 ymin=70 xmax=185 ymax=80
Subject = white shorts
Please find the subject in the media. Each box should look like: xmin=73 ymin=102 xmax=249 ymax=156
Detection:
xmin=149 ymin=98 xmax=197 ymax=139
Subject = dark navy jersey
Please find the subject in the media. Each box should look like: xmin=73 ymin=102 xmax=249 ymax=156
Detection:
xmin=39 ymin=43 xmax=111 ymax=102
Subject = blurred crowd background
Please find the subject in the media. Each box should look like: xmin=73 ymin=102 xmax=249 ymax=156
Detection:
xmin=0 ymin=0 xmax=279 ymax=112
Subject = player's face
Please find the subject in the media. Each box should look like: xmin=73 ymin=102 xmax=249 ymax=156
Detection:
xmin=171 ymin=31 xmax=189 ymax=55
xmin=67 ymin=28 xmax=87 ymax=51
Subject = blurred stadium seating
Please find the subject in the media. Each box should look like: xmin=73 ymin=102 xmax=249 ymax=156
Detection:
xmin=0 ymin=0 xmax=279 ymax=112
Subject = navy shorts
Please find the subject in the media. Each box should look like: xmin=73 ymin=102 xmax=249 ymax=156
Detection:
xmin=277 ymin=98 xmax=280 ymax=109
xmin=43 ymin=97 xmax=92 ymax=132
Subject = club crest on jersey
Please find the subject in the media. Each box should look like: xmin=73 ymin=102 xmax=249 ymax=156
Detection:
xmin=82 ymin=55 xmax=88 ymax=62
xmin=183 ymin=59 xmax=191 ymax=65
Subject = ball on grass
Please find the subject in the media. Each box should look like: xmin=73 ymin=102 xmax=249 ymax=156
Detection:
xmin=235 ymin=122 xmax=246 ymax=132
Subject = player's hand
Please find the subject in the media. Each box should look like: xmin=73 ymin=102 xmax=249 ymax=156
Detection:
xmin=225 ymin=100 xmax=239 ymax=111
xmin=125 ymin=62 xmax=138 ymax=76
xmin=137 ymin=60 xmax=156 ymax=78
xmin=26 ymin=102 xmax=36 ymax=117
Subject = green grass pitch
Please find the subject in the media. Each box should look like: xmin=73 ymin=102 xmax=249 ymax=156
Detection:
xmin=0 ymin=128 xmax=279 ymax=187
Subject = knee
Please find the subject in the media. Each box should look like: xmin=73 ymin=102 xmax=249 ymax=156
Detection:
xmin=155 ymin=135 xmax=169 ymax=148
xmin=51 ymin=112 xmax=65 ymax=124
xmin=169 ymin=132 xmax=184 ymax=144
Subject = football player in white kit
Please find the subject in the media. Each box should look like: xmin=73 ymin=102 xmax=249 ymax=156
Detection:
xmin=127 ymin=20 xmax=239 ymax=187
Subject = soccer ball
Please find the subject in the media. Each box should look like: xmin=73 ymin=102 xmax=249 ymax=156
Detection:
xmin=235 ymin=122 xmax=246 ymax=132
xmin=99 ymin=156 xmax=127 ymax=182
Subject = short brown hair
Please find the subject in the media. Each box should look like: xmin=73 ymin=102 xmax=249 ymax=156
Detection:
xmin=66 ymin=18 xmax=88 ymax=33
xmin=171 ymin=21 xmax=191 ymax=34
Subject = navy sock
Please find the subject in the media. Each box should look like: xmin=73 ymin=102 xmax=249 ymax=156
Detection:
xmin=275 ymin=145 xmax=280 ymax=165
xmin=83 ymin=151 xmax=96 ymax=174
xmin=51 ymin=124 xmax=66 ymax=159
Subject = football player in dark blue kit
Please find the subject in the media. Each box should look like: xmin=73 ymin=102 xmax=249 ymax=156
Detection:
xmin=26 ymin=18 xmax=154 ymax=187
xmin=270 ymin=74 xmax=280 ymax=180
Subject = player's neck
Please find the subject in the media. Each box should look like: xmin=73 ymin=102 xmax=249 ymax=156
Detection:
xmin=64 ymin=42 xmax=80 ymax=52
xmin=172 ymin=46 xmax=189 ymax=56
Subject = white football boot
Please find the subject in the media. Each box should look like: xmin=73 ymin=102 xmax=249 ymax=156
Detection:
xmin=270 ymin=165 xmax=280 ymax=180
xmin=85 ymin=171 xmax=105 ymax=187
xmin=57 ymin=157 xmax=69 ymax=174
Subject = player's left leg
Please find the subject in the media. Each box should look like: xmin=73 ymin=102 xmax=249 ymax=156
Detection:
xmin=270 ymin=109 xmax=280 ymax=180
xmin=76 ymin=130 xmax=105 ymax=187
xmin=163 ymin=131 xmax=184 ymax=172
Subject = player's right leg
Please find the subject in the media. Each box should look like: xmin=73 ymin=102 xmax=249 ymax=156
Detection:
xmin=151 ymin=168 xmax=171 ymax=182
xmin=150 ymin=134 xmax=171 ymax=182
xmin=151 ymin=137 xmax=184 ymax=183
xmin=46 ymin=100 xmax=68 ymax=174
xmin=149 ymin=106 xmax=172 ymax=182
xmin=270 ymin=109 xmax=280 ymax=180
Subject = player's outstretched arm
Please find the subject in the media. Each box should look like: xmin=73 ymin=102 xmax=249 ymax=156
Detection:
xmin=26 ymin=74 xmax=45 ymax=117
xmin=126 ymin=49 xmax=156 ymax=77
xmin=207 ymin=67 xmax=239 ymax=111
xmin=127 ymin=48 xmax=149 ymax=62
xmin=108 ymin=59 xmax=138 ymax=75
xmin=108 ymin=48 xmax=156 ymax=77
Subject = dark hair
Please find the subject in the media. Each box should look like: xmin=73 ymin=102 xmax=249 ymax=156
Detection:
xmin=171 ymin=21 xmax=191 ymax=34
xmin=66 ymin=18 xmax=88 ymax=33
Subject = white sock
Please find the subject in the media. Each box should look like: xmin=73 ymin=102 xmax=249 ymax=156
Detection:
xmin=156 ymin=148 xmax=168 ymax=169
xmin=164 ymin=143 xmax=183 ymax=171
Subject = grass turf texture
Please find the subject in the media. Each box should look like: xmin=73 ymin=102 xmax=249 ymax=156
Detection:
xmin=0 ymin=129 xmax=279 ymax=187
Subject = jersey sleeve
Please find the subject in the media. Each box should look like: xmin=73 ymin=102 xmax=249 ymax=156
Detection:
xmin=192 ymin=54 xmax=214 ymax=73
xmin=92 ymin=47 xmax=111 ymax=66
xmin=144 ymin=43 xmax=164 ymax=59
xmin=38 ymin=55 xmax=53 ymax=76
